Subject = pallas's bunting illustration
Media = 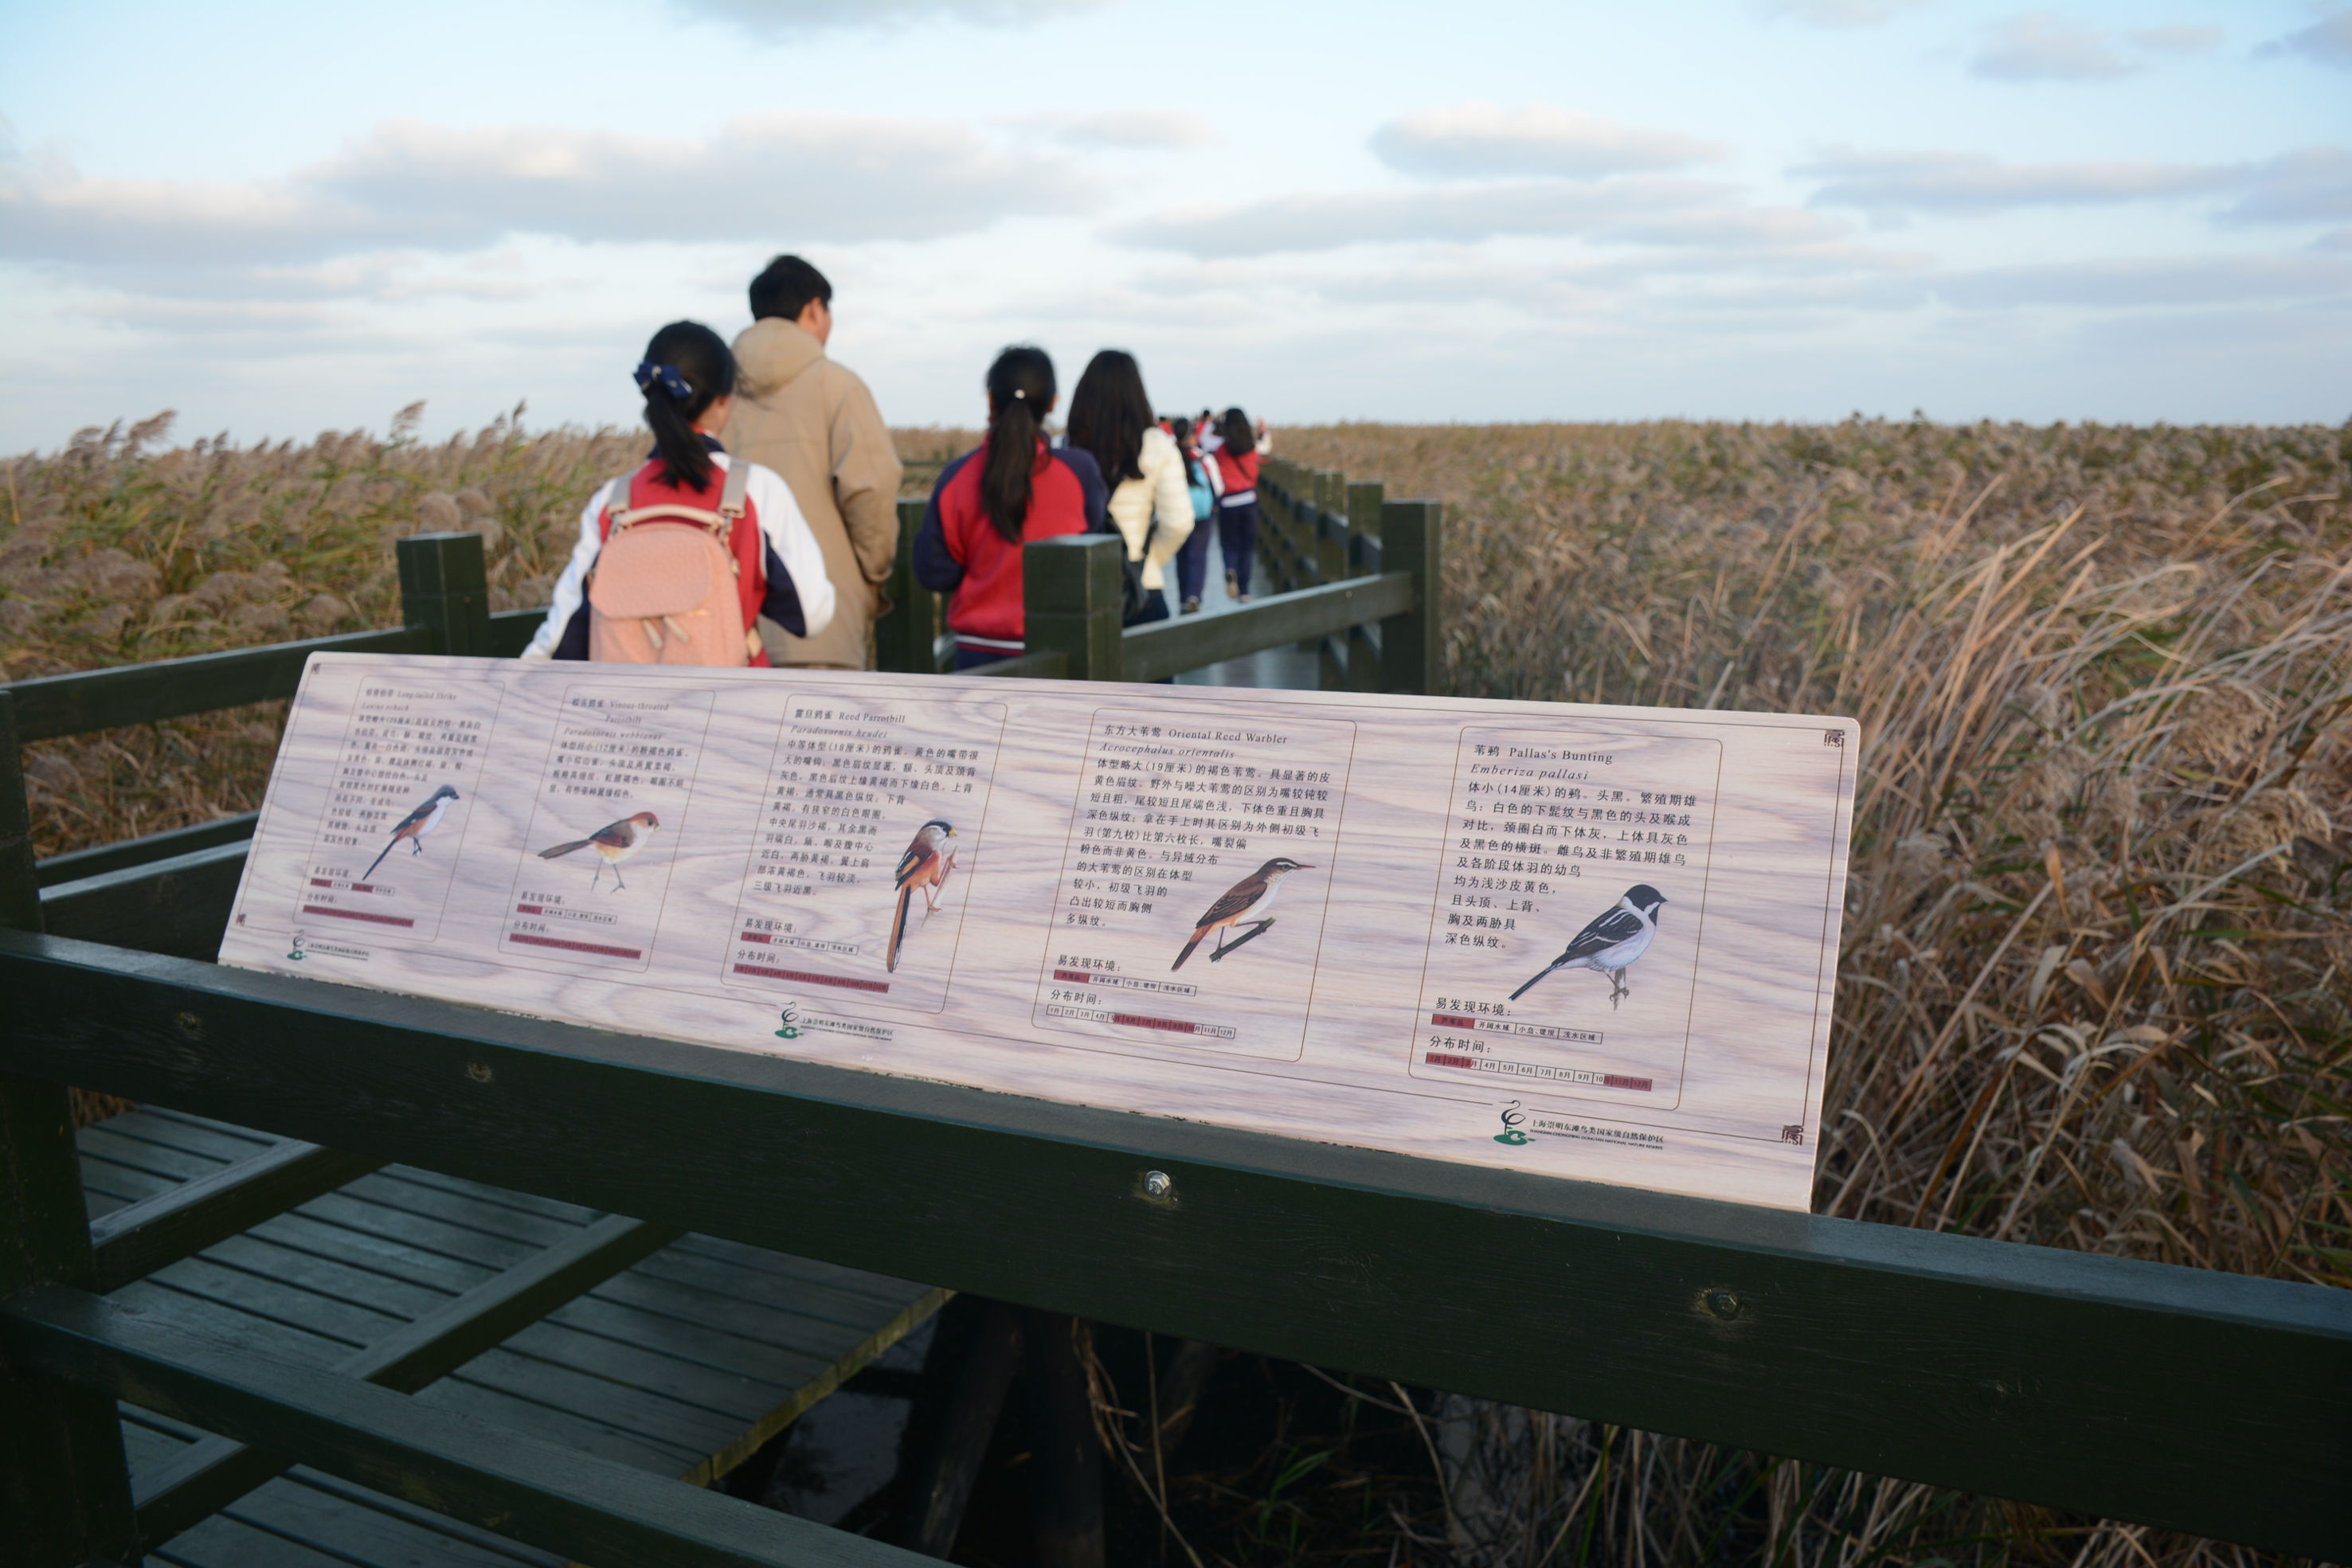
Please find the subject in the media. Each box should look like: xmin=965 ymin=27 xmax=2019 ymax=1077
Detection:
xmin=1510 ymin=883 xmax=1667 ymax=1009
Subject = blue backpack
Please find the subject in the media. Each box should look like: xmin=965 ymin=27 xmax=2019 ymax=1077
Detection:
xmin=1185 ymin=455 xmax=1215 ymax=523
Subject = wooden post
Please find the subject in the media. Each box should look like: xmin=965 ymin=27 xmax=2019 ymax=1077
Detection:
xmin=875 ymin=499 xmax=937 ymax=674
xmin=397 ymin=532 xmax=494 ymax=658
xmin=1380 ymin=500 xmax=1442 ymax=695
xmin=1022 ymin=535 xmax=1125 ymax=682
xmin=1345 ymin=483 xmax=1386 ymax=694
xmin=0 ymin=690 xmax=137 ymax=1566
xmin=1317 ymin=499 xmax=1352 ymax=689
xmin=901 ymin=1301 xmax=1024 ymax=1558
xmin=1025 ymin=1309 xmax=1105 ymax=1568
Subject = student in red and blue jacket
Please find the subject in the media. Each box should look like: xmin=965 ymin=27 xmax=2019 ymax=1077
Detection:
xmin=914 ymin=346 xmax=1106 ymax=667
xmin=1211 ymin=407 xmax=1263 ymax=602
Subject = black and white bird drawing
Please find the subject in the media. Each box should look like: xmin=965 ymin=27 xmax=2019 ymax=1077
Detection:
xmin=1509 ymin=883 xmax=1667 ymax=1010
xmin=361 ymin=784 xmax=460 ymax=882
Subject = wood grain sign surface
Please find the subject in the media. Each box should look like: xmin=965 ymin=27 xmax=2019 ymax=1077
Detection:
xmin=219 ymin=655 xmax=1857 ymax=1210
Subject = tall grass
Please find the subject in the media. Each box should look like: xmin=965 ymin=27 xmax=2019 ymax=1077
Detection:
xmin=1276 ymin=417 xmax=2351 ymax=1566
xmin=5 ymin=411 xmax=2346 ymax=1563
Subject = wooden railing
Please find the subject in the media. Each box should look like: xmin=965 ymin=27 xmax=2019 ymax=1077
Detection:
xmin=2 ymin=487 xmax=2348 ymax=1565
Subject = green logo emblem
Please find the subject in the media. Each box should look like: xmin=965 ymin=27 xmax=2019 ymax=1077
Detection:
xmin=1494 ymin=1100 xmax=1529 ymax=1145
xmin=774 ymin=1004 xmax=801 ymax=1041
xmin=288 ymin=936 xmax=307 ymax=962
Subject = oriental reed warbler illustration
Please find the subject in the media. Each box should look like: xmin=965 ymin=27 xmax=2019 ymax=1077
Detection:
xmin=1172 ymin=857 xmax=1313 ymax=971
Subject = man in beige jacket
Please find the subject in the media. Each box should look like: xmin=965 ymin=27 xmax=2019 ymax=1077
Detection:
xmin=728 ymin=256 xmax=904 ymax=669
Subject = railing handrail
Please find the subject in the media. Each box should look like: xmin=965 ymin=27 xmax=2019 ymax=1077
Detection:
xmin=2 ymin=926 xmax=2344 ymax=1558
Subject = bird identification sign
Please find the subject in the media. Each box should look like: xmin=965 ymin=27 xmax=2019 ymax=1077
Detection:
xmin=219 ymin=655 xmax=1857 ymax=1211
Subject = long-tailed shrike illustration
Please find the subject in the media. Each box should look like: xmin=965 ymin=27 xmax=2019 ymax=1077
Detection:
xmin=361 ymin=784 xmax=459 ymax=882
xmin=535 ymin=811 xmax=660 ymax=893
xmin=1510 ymin=883 xmax=1666 ymax=1010
xmin=1172 ymin=857 xmax=1313 ymax=971
xmin=887 ymin=819 xmax=957 ymax=972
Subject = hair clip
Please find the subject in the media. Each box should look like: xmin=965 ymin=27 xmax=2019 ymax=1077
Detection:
xmin=633 ymin=362 xmax=695 ymax=401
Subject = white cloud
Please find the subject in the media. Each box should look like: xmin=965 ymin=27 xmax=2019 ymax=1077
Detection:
xmin=1104 ymin=178 xmax=1734 ymax=258
xmin=1798 ymin=148 xmax=2225 ymax=214
xmin=1798 ymin=146 xmax=2352 ymax=224
xmin=667 ymin=0 xmax=1109 ymax=37
xmin=2127 ymin=25 xmax=2222 ymax=54
xmin=1753 ymin=0 xmax=1923 ymax=25
xmin=1970 ymin=12 xmax=2135 ymax=80
xmin=1371 ymin=105 xmax=1727 ymax=180
xmin=1050 ymin=111 xmax=1213 ymax=151
xmin=0 ymin=115 xmax=1093 ymax=271
xmin=1937 ymin=253 xmax=2352 ymax=307
xmin=2257 ymin=10 xmax=2352 ymax=68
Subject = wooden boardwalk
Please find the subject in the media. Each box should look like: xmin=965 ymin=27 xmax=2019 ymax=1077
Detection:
xmin=78 ymin=1106 xmax=948 ymax=1566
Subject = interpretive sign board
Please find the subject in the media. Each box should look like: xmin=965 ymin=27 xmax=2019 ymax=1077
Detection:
xmin=220 ymin=655 xmax=1857 ymax=1210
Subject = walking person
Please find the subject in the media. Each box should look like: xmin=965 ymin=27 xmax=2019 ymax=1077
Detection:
xmin=912 ymin=346 xmax=1106 ymax=668
xmin=1066 ymin=350 xmax=1192 ymax=628
xmin=1168 ymin=416 xmax=1219 ymax=614
xmin=1211 ymin=407 xmax=1263 ymax=602
xmin=522 ymin=322 xmax=834 ymax=663
xmin=726 ymin=255 xmax=903 ymax=669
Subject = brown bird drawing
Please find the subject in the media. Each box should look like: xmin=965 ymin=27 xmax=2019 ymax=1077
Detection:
xmin=887 ymin=819 xmax=957 ymax=972
xmin=536 ymin=811 xmax=660 ymax=893
xmin=1172 ymin=856 xmax=1313 ymax=971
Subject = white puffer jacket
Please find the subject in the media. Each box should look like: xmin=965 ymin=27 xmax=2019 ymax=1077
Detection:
xmin=1103 ymin=425 xmax=1196 ymax=592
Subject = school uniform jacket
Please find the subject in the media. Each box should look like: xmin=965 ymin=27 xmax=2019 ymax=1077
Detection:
xmin=522 ymin=446 xmax=836 ymax=661
xmin=912 ymin=439 xmax=1106 ymax=654
xmin=1212 ymin=446 xmax=1261 ymax=510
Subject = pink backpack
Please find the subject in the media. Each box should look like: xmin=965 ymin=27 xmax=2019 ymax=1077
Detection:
xmin=586 ymin=461 xmax=757 ymax=666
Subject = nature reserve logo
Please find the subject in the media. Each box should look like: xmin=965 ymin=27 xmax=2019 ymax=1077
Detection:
xmin=775 ymin=1004 xmax=801 ymax=1041
xmin=1494 ymin=1100 xmax=1530 ymax=1145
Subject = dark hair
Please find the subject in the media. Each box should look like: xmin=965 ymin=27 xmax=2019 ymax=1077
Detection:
xmin=637 ymin=321 xmax=735 ymax=490
xmin=1219 ymin=407 xmax=1256 ymax=457
xmin=980 ymin=346 xmax=1056 ymax=545
xmin=749 ymin=255 xmax=833 ymax=323
xmin=1065 ymin=350 xmax=1154 ymax=487
xmin=1170 ymin=418 xmax=1203 ymax=483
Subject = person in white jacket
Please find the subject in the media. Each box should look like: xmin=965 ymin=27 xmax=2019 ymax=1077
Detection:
xmin=1064 ymin=350 xmax=1193 ymax=626
xmin=521 ymin=322 xmax=835 ymax=662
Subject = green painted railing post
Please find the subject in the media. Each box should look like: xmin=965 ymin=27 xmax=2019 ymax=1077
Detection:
xmin=397 ymin=532 xmax=495 ymax=658
xmin=1344 ymin=481 xmax=1386 ymax=692
xmin=0 ymin=690 xmax=137 ymax=1565
xmin=1379 ymin=500 xmax=1442 ymax=695
xmin=1023 ymin=535 xmax=1125 ymax=682
xmin=876 ymin=499 xmax=938 ymax=674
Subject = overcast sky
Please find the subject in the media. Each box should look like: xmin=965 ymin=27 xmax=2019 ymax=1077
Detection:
xmin=2 ymin=0 xmax=2347 ymax=449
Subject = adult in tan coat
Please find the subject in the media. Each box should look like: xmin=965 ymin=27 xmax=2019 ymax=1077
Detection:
xmin=728 ymin=256 xmax=904 ymax=669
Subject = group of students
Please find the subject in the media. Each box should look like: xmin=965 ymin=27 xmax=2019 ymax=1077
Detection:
xmin=913 ymin=347 xmax=1266 ymax=667
xmin=523 ymin=256 xmax=1266 ymax=675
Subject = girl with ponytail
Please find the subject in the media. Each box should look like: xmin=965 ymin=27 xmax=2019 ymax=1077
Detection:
xmin=913 ymin=346 xmax=1107 ymax=667
xmin=523 ymin=321 xmax=835 ymax=663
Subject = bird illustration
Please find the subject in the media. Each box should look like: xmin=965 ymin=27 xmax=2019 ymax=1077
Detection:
xmin=535 ymin=811 xmax=661 ymax=893
xmin=887 ymin=819 xmax=957 ymax=973
xmin=1172 ymin=857 xmax=1314 ymax=972
xmin=1509 ymin=884 xmax=1667 ymax=1010
xmin=361 ymin=784 xmax=460 ymax=882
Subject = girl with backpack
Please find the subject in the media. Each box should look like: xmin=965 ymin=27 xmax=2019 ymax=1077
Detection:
xmin=1066 ymin=350 xmax=1192 ymax=628
xmin=1211 ymin=406 xmax=1262 ymax=603
xmin=912 ymin=346 xmax=1106 ymax=668
xmin=1168 ymin=416 xmax=1220 ymax=614
xmin=523 ymin=321 xmax=834 ymax=665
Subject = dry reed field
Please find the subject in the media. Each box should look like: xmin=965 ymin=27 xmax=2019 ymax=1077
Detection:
xmin=4 ymin=409 xmax=2347 ymax=1566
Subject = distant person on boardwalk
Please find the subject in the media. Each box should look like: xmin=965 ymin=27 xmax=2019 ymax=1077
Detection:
xmin=912 ymin=346 xmax=1105 ymax=668
xmin=522 ymin=322 xmax=834 ymax=664
xmin=1066 ymin=350 xmax=1192 ymax=628
xmin=1211 ymin=407 xmax=1263 ymax=602
xmin=726 ymin=255 xmax=903 ymax=670
xmin=1168 ymin=416 xmax=1220 ymax=614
